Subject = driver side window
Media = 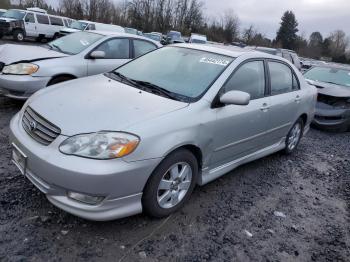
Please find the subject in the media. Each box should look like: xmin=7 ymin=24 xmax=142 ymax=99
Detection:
xmin=25 ymin=13 xmax=35 ymax=23
xmin=222 ymin=61 xmax=266 ymax=100
xmin=94 ymin=38 xmax=130 ymax=59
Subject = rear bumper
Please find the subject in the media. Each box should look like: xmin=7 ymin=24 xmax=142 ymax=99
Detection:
xmin=312 ymin=103 xmax=350 ymax=131
xmin=0 ymin=74 xmax=51 ymax=100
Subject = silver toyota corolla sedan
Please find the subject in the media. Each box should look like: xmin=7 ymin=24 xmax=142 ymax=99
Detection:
xmin=0 ymin=31 xmax=161 ymax=99
xmin=10 ymin=44 xmax=317 ymax=221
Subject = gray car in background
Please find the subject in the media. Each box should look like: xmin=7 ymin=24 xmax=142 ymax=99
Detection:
xmin=0 ymin=31 xmax=161 ymax=99
xmin=9 ymin=44 xmax=316 ymax=221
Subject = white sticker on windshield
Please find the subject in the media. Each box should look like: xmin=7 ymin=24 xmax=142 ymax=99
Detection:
xmin=199 ymin=57 xmax=230 ymax=66
xmin=80 ymin=40 xmax=90 ymax=46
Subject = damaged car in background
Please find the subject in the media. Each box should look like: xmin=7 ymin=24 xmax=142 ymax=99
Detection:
xmin=0 ymin=31 xmax=160 ymax=99
xmin=304 ymin=65 xmax=350 ymax=132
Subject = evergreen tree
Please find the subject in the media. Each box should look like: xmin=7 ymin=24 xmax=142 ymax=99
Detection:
xmin=275 ymin=11 xmax=299 ymax=50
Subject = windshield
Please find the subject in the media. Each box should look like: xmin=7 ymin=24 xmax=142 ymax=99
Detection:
xmin=113 ymin=47 xmax=233 ymax=101
xmin=144 ymin=33 xmax=161 ymax=42
xmin=0 ymin=11 xmax=5 ymax=16
xmin=191 ymin=39 xmax=207 ymax=44
xmin=2 ymin=10 xmax=26 ymax=20
xmin=304 ymin=66 xmax=350 ymax=87
xmin=70 ymin=21 xmax=88 ymax=30
xmin=125 ymin=28 xmax=138 ymax=35
xmin=168 ymin=31 xmax=181 ymax=39
xmin=46 ymin=31 xmax=103 ymax=55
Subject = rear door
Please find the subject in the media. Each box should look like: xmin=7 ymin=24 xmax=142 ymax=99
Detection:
xmin=35 ymin=14 xmax=51 ymax=37
xmin=209 ymin=60 xmax=271 ymax=166
xmin=24 ymin=12 xmax=36 ymax=37
xmin=265 ymin=60 xmax=302 ymax=145
xmin=87 ymin=37 xmax=131 ymax=75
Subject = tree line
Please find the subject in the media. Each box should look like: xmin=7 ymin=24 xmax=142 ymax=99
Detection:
xmin=2 ymin=0 xmax=350 ymax=63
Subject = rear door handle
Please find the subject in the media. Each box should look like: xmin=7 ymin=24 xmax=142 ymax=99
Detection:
xmin=260 ymin=103 xmax=270 ymax=111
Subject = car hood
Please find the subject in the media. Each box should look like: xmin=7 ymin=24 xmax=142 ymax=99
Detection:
xmin=0 ymin=17 xmax=17 ymax=22
xmin=306 ymin=79 xmax=350 ymax=98
xmin=28 ymin=74 xmax=189 ymax=136
xmin=0 ymin=44 xmax=68 ymax=65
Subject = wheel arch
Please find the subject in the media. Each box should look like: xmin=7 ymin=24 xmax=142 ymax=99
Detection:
xmin=47 ymin=74 xmax=77 ymax=86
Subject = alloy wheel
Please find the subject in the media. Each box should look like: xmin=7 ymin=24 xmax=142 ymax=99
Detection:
xmin=287 ymin=122 xmax=302 ymax=151
xmin=157 ymin=162 xmax=192 ymax=209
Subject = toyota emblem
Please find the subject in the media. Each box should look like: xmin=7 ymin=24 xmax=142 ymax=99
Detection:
xmin=29 ymin=120 xmax=37 ymax=131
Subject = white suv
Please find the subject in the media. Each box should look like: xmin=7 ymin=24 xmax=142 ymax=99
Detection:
xmin=0 ymin=8 xmax=73 ymax=41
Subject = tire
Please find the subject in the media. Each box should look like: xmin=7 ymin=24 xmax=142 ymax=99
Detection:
xmin=142 ymin=149 xmax=198 ymax=218
xmin=13 ymin=29 xmax=25 ymax=42
xmin=0 ymin=33 xmax=3 ymax=39
xmin=36 ymin=35 xmax=44 ymax=42
xmin=47 ymin=76 xmax=75 ymax=86
xmin=284 ymin=118 xmax=304 ymax=154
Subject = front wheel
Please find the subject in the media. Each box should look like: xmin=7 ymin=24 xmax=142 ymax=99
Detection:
xmin=13 ymin=30 xmax=25 ymax=42
xmin=142 ymin=149 xmax=198 ymax=218
xmin=284 ymin=118 xmax=304 ymax=154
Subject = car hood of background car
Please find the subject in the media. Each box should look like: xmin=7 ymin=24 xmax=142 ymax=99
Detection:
xmin=307 ymin=80 xmax=350 ymax=98
xmin=0 ymin=44 xmax=69 ymax=65
xmin=28 ymin=74 xmax=189 ymax=136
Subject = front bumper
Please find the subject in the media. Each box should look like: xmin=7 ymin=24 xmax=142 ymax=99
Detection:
xmin=312 ymin=102 xmax=350 ymax=131
xmin=9 ymin=112 xmax=162 ymax=220
xmin=0 ymin=74 xmax=51 ymax=100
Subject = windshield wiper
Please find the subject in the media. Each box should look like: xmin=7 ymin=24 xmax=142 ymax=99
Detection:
xmin=132 ymin=80 xmax=184 ymax=101
xmin=110 ymin=72 xmax=184 ymax=101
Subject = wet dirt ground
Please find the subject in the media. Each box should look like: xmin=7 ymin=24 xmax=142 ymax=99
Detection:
xmin=0 ymin=39 xmax=350 ymax=261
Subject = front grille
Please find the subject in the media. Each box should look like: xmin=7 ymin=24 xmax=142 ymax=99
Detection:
xmin=22 ymin=107 xmax=61 ymax=145
xmin=315 ymin=115 xmax=342 ymax=121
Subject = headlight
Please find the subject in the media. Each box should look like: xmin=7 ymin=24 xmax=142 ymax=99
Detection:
xmin=59 ymin=132 xmax=140 ymax=159
xmin=2 ymin=63 xmax=39 ymax=75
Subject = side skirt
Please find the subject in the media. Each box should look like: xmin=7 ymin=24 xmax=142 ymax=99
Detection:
xmin=199 ymin=138 xmax=286 ymax=186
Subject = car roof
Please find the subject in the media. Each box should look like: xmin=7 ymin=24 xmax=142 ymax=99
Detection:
xmin=310 ymin=63 xmax=350 ymax=71
xmin=90 ymin=30 xmax=162 ymax=46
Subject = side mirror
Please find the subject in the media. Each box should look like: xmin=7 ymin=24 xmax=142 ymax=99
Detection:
xmin=90 ymin=50 xmax=105 ymax=59
xmin=219 ymin=90 xmax=250 ymax=105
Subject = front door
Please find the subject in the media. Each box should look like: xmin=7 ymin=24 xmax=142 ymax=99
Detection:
xmin=210 ymin=60 xmax=271 ymax=167
xmin=87 ymin=38 xmax=131 ymax=75
xmin=24 ymin=13 xmax=36 ymax=37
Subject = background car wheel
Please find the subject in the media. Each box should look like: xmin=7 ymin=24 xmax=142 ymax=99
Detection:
xmin=47 ymin=76 xmax=75 ymax=86
xmin=142 ymin=149 xmax=198 ymax=218
xmin=284 ymin=118 xmax=304 ymax=154
xmin=13 ymin=30 xmax=25 ymax=42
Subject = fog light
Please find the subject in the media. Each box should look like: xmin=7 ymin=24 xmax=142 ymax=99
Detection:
xmin=67 ymin=191 xmax=105 ymax=205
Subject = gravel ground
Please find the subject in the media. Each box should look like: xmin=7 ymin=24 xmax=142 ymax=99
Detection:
xmin=0 ymin=40 xmax=350 ymax=261
xmin=0 ymin=95 xmax=349 ymax=262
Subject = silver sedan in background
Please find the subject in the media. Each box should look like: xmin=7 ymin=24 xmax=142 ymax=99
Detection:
xmin=0 ymin=31 xmax=161 ymax=99
xmin=10 ymin=44 xmax=316 ymax=221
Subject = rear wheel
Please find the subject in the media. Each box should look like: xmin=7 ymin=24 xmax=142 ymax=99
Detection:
xmin=284 ymin=118 xmax=304 ymax=154
xmin=13 ymin=29 xmax=25 ymax=42
xmin=47 ymin=76 xmax=75 ymax=86
xmin=142 ymin=149 xmax=198 ymax=218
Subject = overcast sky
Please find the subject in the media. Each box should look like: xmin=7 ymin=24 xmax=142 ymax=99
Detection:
xmin=44 ymin=0 xmax=350 ymax=39
xmin=204 ymin=0 xmax=350 ymax=39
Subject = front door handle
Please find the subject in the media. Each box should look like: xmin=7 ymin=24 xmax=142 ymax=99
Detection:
xmin=260 ymin=103 xmax=270 ymax=111
xmin=295 ymin=95 xmax=301 ymax=102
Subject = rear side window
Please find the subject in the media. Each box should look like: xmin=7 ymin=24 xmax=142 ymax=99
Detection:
xmin=49 ymin=16 xmax=63 ymax=26
xmin=222 ymin=60 xmax=266 ymax=100
xmin=269 ymin=61 xmax=297 ymax=95
xmin=133 ymin=40 xmax=157 ymax=58
xmin=25 ymin=13 xmax=35 ymax=23
xmin=87 ymin=24 xmax=96 ymax=30
xmin=94 ymin=38 xmax=130 ymax=59
xmin=36 ymin=14 xmax=49 ymax=24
